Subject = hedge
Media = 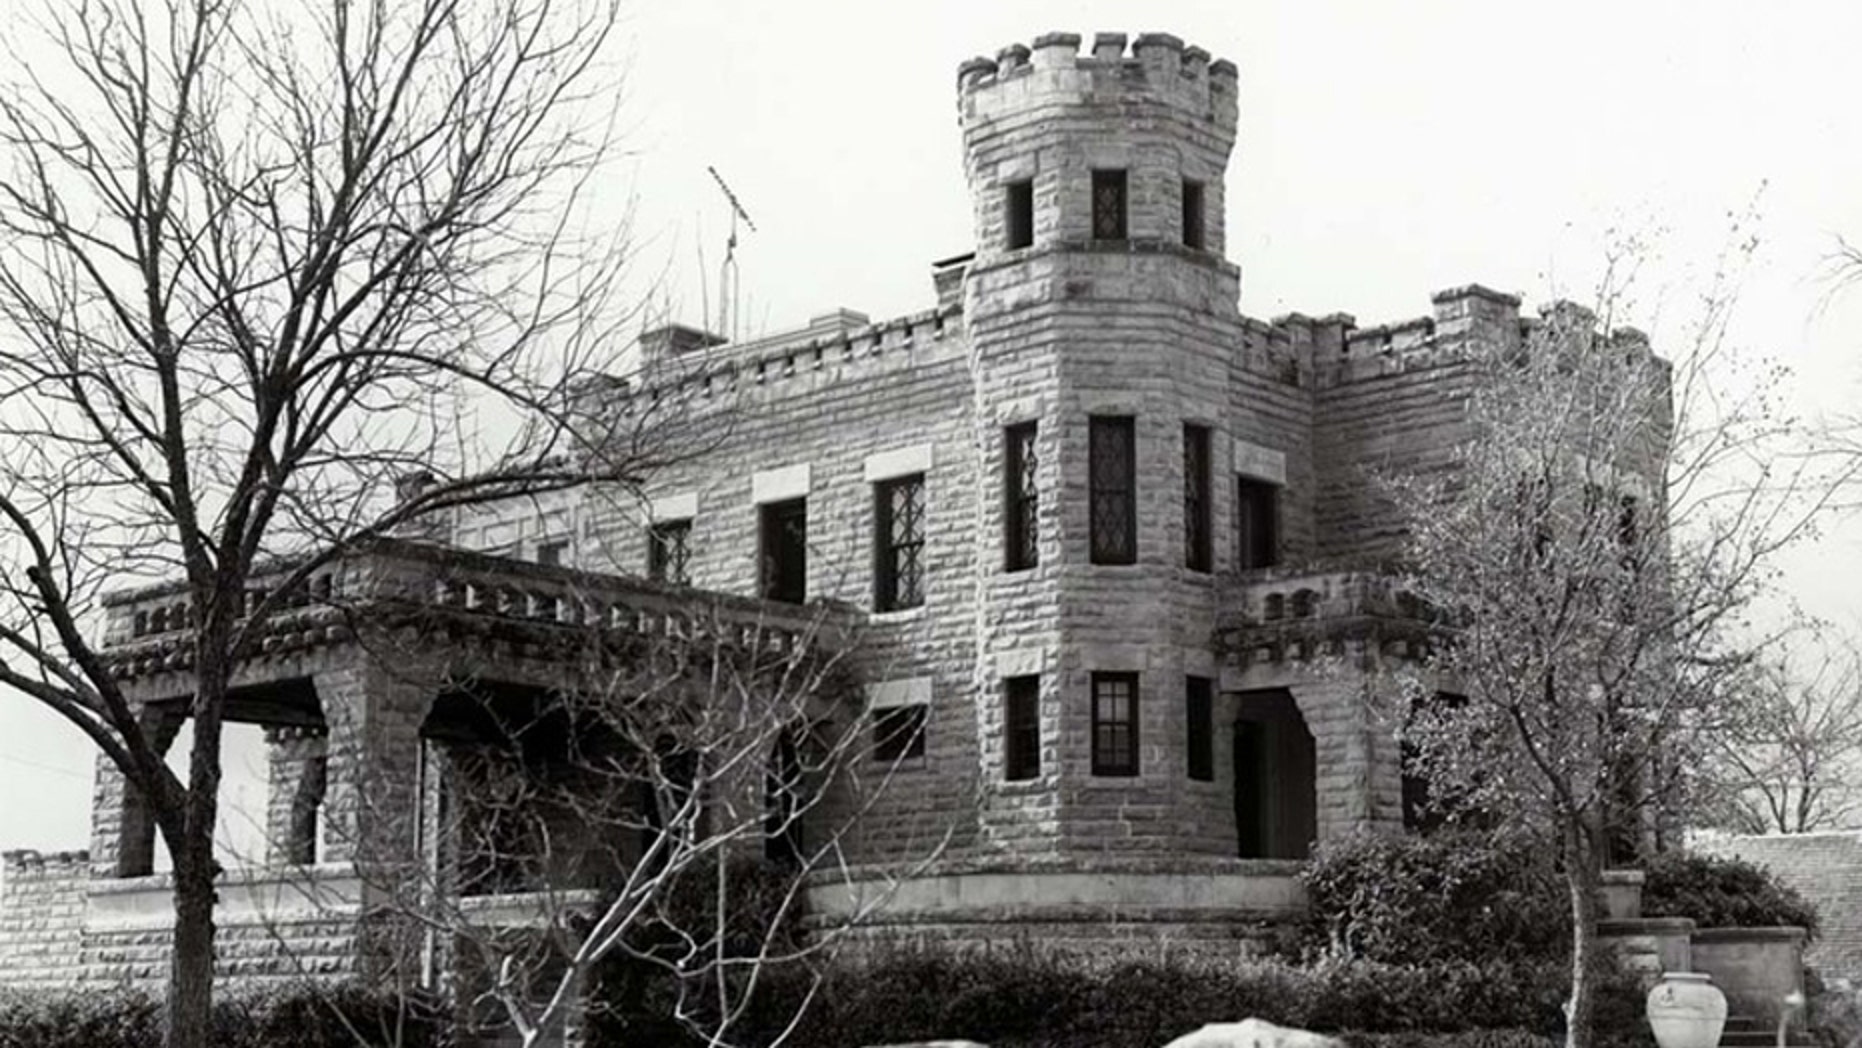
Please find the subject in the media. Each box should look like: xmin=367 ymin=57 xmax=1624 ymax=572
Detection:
xmin=0 ymin=983 xmax=448 ymax=1048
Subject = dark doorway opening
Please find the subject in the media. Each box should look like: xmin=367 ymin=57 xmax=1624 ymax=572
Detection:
xmin=1232 ymin=689 xmax=1317 ymax=860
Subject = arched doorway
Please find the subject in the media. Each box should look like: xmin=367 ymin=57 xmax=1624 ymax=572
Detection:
xmin=1232 ymin=689 xmax=1317 ymax=860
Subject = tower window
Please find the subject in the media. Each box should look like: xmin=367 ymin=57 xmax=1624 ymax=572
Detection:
xmin=647 ymin=521 xmax=691 ymax=585
xmin=1089 ymin=416 xmax=1136 ymax=565
xmin=760 ymin=499 xmax=807 ymax=604
xmin=1092 ymin=169 xmax=1127 ymax=240
xmin=1187 ymin=676 xmax=1214 ymax=782
xmin=1237 ymin=477 xmax=1279 ymax=570
xmin=1004 ymin=422 xmax=1039 ymax=571
xmin=1005 ymin=179 xmax=1034 ymax=250
xmin=1092 ymin=672 xmax=1139 ymax=777
xmin=874 ymin=475 xmax=926 ymax=612
xmin=1182 ymin=179 xmax=1206 ymax=249
xmin=1184 ymin=425 xmax=1212 ymax=572
xmin=1004 ymin=675 xmax=1040 ymax=781
xmin=535 ymin=539 xmax=569 ymax=568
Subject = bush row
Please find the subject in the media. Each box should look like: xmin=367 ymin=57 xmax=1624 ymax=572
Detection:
xmin=0 ymin=982 xmax=447 ymax=1048
xmin=587 ymin=944 xmax=1654 ymax=1048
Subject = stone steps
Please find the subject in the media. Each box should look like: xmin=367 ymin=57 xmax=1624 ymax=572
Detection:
xmin=1719 ymin=1013 xmax=1813 ymax=1048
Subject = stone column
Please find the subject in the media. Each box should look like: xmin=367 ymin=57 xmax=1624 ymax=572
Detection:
xmin=90 ymin=706 xmax=185 ymax=878
xmin=264 ymin=726 xmax=330 ymax=865
xmin=315 ymin=655 xmax=435 ymax=871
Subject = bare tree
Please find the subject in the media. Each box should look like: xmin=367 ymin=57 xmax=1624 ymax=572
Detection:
xmin=1702 ymin=634 xmax=1862 ymax=834
xmin=1387 ymin=239 xmax=1843 ymax=1048
xmin=0 ymin=0 xmax=691 ymax=1041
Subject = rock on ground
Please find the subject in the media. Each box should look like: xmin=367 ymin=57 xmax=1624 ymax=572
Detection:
xmin=1161 ymin=1018 xmax=1348 ymax=1048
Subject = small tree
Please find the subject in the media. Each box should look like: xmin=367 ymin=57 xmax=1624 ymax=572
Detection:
xmin=312 ymin=596 xmax=944 ymax=1048
xmin=0 ymin=1 xmax=682 ymax=1042
xmin=1388 ymin=243 xmax=1836 ymax=1048
xmin=1703 ymin=635 xmax=1862 ymax=834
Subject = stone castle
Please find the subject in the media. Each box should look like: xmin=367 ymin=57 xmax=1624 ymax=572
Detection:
xmin=1 ymin=30 xmax=1598 ymax=989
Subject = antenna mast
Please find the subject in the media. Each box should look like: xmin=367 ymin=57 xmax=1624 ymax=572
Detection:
xmin=707 ymin=165 xmax=757 ymax=343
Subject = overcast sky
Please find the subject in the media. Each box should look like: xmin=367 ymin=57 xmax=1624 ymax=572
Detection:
xmin=3 ymin=0 xmax=1861 ymax=856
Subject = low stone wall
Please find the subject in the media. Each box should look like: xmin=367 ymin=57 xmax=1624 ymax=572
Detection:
xmin=0 ymin=849 xmax=91 ymax=988
xmin=1691 ymin=927 xmax=1808 ymax=1030
xmin=0 ymin=853 xmax=371 ymax=991
xmin=1698 ymin=832 xmax=1862 ymax=982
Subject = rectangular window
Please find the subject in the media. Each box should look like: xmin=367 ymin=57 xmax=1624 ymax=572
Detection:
xmin=1005 ymin=179 xmax=1034 ymax=250
xmin=1004 ymin=422 xmax=1039 ymax=571
xmin=647 ymin=521 xmax=691 ymax=585
xmin=760 ymin=499 xmax=807 ymax=604
xmin=874 ymin=475 xmax=926 ymax=611
xmin=1184 ymin=425 xmax=1212 ymax=572
xmin=873 ymin=705 xmax=927 ymax=762
xmin=1089 ymin=416 xmax=1137 ymax=564
xmin=1092 ymin=169 xmax=1127 ymax=240
xmin=1182 ymin=179 xmax=1206 ymax=249
xmin=1004 ymin=676 xmax=1041 ymax=781
xmin=536 ymin=540 xmax=569 ymax=568
xmin=1236 ymin=477 xmax=1279 ymax=570
xmin=1186 ymin=676 xmax=1214 ymax=782
xmin=1091 ymin=672 xmax=1139 ymax=777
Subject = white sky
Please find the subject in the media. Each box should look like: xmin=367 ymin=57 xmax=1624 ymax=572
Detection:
xmin=3 ymin=0 xmax=1861 ymax=853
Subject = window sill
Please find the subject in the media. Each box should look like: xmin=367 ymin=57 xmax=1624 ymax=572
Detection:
xmin=870 ymin=605 xmax=927 ymax=624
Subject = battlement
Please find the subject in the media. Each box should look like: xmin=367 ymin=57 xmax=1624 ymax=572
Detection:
xmin=957 ymin=30 xmax=1237 ymax=127
xmin=2 ymin=849 xmax=90 ymax=872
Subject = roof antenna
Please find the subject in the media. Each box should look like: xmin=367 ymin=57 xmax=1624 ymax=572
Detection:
xmin=707 ymin=165 xmax=757 ymax=343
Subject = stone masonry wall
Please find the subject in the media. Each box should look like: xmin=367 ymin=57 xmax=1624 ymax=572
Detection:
xmin=0 ymin=850 xmax=89 ymax=989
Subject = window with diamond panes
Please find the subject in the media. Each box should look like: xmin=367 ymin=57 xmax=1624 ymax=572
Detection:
xmin=1092 ymin=673 xmax=1139 ymax=776
xmin=1184 ymin=425 xmax=1212 ymax=572
xmin=1004 ymin=422 xmax=1038 ymax=571
xmin=875 ymin=474 xmax=925 ymax=611
xmin=1092 ymin=170 xmax=1127 ymax=240
xmin=647 ymin=520 xmax=691 ymax=585
xmin=1004 ymin=675 xmax=1040 ymax=781
xmin=1090 ymin=417 xmax=1136 ymax=564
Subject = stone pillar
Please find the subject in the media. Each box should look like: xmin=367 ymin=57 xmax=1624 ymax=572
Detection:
xmin=265 ymin=726 xmax=330 ymax=865
xmin=90 ymin=706 xmax=185 ymax=878
xmin=315 ymin=656 xmax=435 ymax=871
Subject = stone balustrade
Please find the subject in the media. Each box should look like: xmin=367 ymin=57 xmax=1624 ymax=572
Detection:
xmin=99 ymin=537 xmax=850 ymax=679
xmin=1216 ymin=568 xmax=1437 ymax=664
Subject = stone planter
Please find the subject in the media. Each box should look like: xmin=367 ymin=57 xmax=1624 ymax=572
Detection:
xmin=1690 ymin=926 xmax=1809 ymax=1031
xmin=1645 ymin=971 xmax=1727 ymax=1048
xmin=1599 ymin=868 xmax=1646 ymax=919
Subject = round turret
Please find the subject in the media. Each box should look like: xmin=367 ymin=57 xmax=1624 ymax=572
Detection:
xmin=957 ymin=31 xmax=1240 ymax=278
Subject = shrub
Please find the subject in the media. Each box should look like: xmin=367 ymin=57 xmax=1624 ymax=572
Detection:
xmin=0 ymin=983 xmax=446 ymax=1048
xmin=1640 ymin=850 xmax=1819 ymax=936
xmin=1292 ymin=829 xmax=1568 ymax=964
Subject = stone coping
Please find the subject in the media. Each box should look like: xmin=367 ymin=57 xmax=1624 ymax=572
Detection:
xmin=808 ymin=854 xmax=1302 ymax=885
xmin=1692 ymin=926 xmax=1810 ymax=944
xmin=86 ymin=862 xmax=365 ymax=931
xmin=1598 ymin=917 xmax=1697 ymax=934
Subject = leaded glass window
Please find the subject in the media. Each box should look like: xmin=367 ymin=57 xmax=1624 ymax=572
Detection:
xmin=1092 ymin=672 xmax=1139 ymax=776
xmin=1090 ymin=417 xmax=1136 ymax=564
xmin=648 ymin=521 xmax=691 ymax=585
xmin=1005 ymin=422 xmax=1038 ymax=571
xmin=1092 ymin=170 xmax=1127 ymax=240
xmin=875 ymin=475 xmax=925 ymax=611
xmin=1184 ymin=425 xmax=1212 ymax=572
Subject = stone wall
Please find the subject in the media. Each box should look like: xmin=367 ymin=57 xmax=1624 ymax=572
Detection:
xmin=0 ymin=850 xmax=89 ymax=988
xmin=1700 ymin=832 xmax=1862 ymax=981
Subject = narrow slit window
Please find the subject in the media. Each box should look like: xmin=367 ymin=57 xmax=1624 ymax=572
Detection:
xmin=1092 ymin=169 xmax=1127 ymax=240
xmin=1184 ymin=425 xmax=1212 ymax=572
xmin=1090 ymin=417 xmax=1136 ymax=564
xmin=874 ymin=475 xmax=926 ymax=611
xmin=1005 ymin=179 xmax=1034 ymax=250
xmin=1004 ymin=422 xmax=1039 ymax=571
xmin=1004 ymin=676 xmax=1040 ymax=781
xmin=1091 ymin=672 xmax=1139 ymax=777
xmin=1182 ymin=179 xmax=1206 ymax=249
xmin=1186 ymin=676 xmax=1213 ymax=782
